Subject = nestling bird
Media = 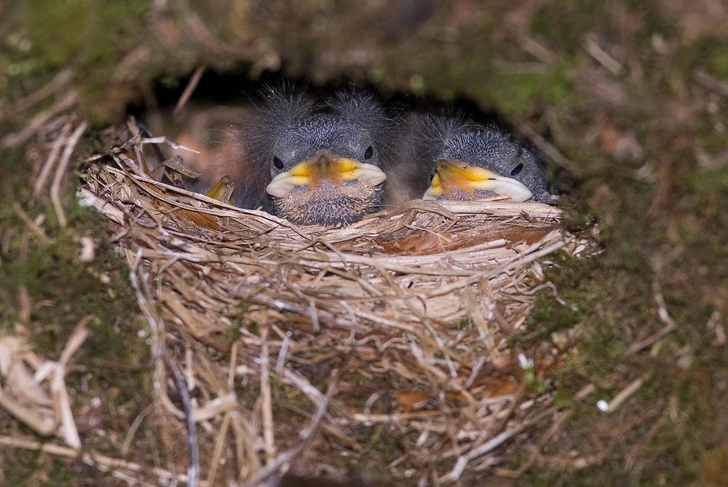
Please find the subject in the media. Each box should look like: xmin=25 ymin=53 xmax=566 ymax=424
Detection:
xmin=233 ymin=87 xmax=392 ymax=226
xmin=385 ymin=112 xmax=555 ymax=206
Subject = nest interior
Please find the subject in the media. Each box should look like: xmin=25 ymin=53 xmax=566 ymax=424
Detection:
xmin=76 ymin=121 xmax=587 ymax=485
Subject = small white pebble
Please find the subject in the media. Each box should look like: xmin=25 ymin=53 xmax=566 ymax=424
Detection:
xmin=597 ymin=399 xmax=609 ymax=412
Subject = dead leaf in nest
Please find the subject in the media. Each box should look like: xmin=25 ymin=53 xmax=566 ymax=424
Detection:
xmin=492 ymin=353 xmax=511 ymax=370
xmin=700 ymin=442 xmax=728 ymax=487
xmin=444 ymin=391 xmax=467 ymax=403
xmin=396 ymin=391 xmax=470 ymax=412
xmin=469 ymin=372 xmax=519 ymax=397
xmin=486 ymin=377 xmax=518 ymax=397
xmin=396 ymin=391 xmax=434 ymax=411
xmin=376 ymin=231 xmax=453 ymax=254
xmin=138 ymin=181 xmax=222 ymax=231
xmin=172 ymin=208 xmax=221 ymax=231
xmin=377 ymin=225 xmax=557 ymax=256
xmin=437 ymin=227 xmax=551 ymax=252
xmin=496 ymin=226 xmax=556 ymax=246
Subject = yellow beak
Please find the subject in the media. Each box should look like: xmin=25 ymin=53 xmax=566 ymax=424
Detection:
xmin=206 ymin=176 xmax=235 ymax=205
xmin=423 ymin=159 xmax=532 ymax=202
xmin=266 ymin=151 xmax=386 ymax=198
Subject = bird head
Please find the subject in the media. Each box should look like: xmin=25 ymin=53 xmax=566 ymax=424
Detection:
xmin=265 ymin=114 xmax=387 ymax=226
xmin=423 ymin=159 xmax=532 ymax=201
xmin=423 ymin=130 xmax=550 ymax=202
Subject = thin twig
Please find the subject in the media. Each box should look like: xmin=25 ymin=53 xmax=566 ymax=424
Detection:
xmin=694 ymin=70 xmax=728 ymax=98
xmin=33 ymin=122 xmax=71 ymax=197
xmin=598 ymin=377 xmax=645 ymax=414
xmin=0 ymin=68 xmax=73 ymax=123
xmin=241 ymin=374 xmax=339 ymax=487
xmin=260 ymin=326 xmax=276 ymax=462
xmin=1 ymin=91 xmax=78 ymax=149
xmin=584 ymin=35 xmax=623 ymax=75
xmin=13 ymin=202 xmax=53 ymax=244
xmin=50 ymin=121 xmax=87 ymax=228
xmin=624 ymin=287 xmax=677 ymax=357
xmin=164 ymin=355 xmax=200 ymax=487
xmin=175 ymin=66 xmax=206 ymax=116
xmin=443 ymin=407 xmax=557 ymax=482
xmin=0 ymin=435 xmax=205 ymax=486
xmin=520 ymin=124 xmax=577 ymax=173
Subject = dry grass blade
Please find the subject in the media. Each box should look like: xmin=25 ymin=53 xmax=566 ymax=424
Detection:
xmin=51 ymin=121 xmax=88 ymax=228
xmin=0 ymin=315 xmax=90 ymax=447
xmin=0 ymin=435 xmax=208 ymax=486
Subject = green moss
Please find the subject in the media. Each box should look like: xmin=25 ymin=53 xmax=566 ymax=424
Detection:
xmin=703 ymin=42 xmax=728 ymax=79
xmin=0 ymin=128 xmax=154 ymax=481
xmin=530 ymin=0 xmax=607 ymax=51
xmin=245 ymin=320 xmax=260 ymax=335
xmin=342 ymin=371 xmax=373 ymax=385
xmin=486 ymin=73 xmax=544 ymax=115
xmin=482 ymin=62 xmax=580 ymax=116
xmin=523 ymin=250 xmax=593 ymax=338
xmin=18 ymin=0 xmax=148 ymax=124
xmin=25 ymin=0 xmax=148 ymax=69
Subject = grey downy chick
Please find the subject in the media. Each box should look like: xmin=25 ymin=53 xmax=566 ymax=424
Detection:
xmin=386 ymin=112 xmax=555 ymax=205
xmin=235 ymin=86 xmax=391 ymax=226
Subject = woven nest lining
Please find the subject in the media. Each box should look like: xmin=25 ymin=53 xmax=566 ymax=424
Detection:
xmin=78 ymin=126 xmax=586 ymax=484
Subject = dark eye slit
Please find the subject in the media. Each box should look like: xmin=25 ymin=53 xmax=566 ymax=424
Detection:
xmin=510 ymin=162 xmax=524 ymax=176
xmin=364 ymin=146 xmax=374 ymax=160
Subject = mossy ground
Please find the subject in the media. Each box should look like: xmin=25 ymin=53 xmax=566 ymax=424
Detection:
xmin=2 ymin=0 xmax=728 ymax=485
xmin=0 ymin=132 xmax=157 ymax=485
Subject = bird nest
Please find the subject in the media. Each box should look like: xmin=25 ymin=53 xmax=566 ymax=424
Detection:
xmin=77 ymin=122 xmax=588 ymax=485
